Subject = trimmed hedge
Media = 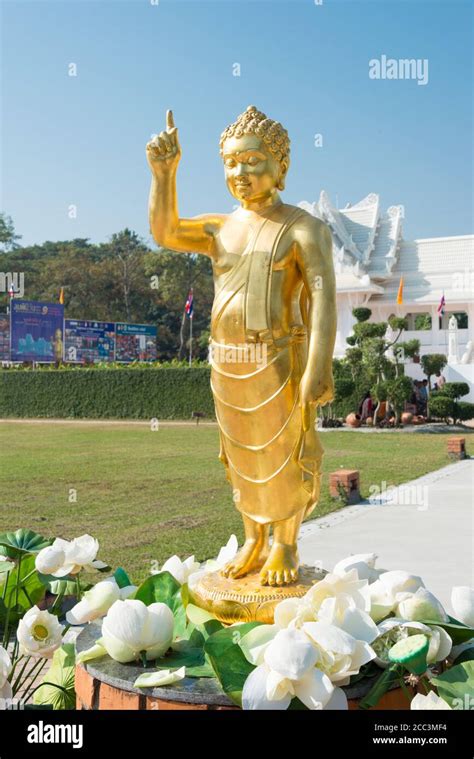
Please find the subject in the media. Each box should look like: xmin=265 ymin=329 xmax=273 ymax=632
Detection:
xmin=0 ymin=368 xmax=215 ymax=420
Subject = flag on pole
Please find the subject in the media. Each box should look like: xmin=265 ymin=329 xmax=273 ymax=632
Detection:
xmin=437 ymin=293 xmax=446 ymax=316
xmin=8 ymin=282 xmax=15 ymax=299
xmin=185 ymin=288 xmax=194 ymax=319
xmin=59 ymin=287 xmax=64 ymax=305
xmin=396 ymin=275 xmax=404 ymax=305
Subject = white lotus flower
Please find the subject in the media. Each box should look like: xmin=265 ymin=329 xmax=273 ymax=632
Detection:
xmin=377 ymin=570 xmax=425 ymax=599
xmin=157 ymin=554 xmax=200 ymax=585
xmin=272 ymin=569 xmax=378 ymax=645
xmin=35 ymin=534 xmax=105 ymax=577
xmin=274 ymin=598 xmax=302 ymax=629
xmin=241 ymin=627 xmax=344 ymax=710
xmin=187 ymin=534 xmax=238 ymax=588
xmin=372 ymin=618 xmax=452 ymax=668
xmin=35 ymin=545 xmax=67 ymax=576
xmin=101 ymin=599 xmax=174 ymax=663
xmin=66 ymin=577 xmax=136 ymax=625
xmin=451 ymin=586 xmax=474 ymax=627
xmin=396 ymin=588 xmax=448 ymax=623
xmin=303 ymin=621 xmax=376 ymax=685
xmin=364 ymin=570 xmax=425 ymax=622
xmin=317 ymin=597 xmax=380 ymax=644
xmin=411 ymin=692 xmax=452 ymax=710
xmin=17 ymin=607 xmax=64 ymax=659
xmin=0 ymin=646 xmax=12 ymax=704
xmin=134 ymin=666 xmax=186 ymax=689
xmin=332 ymin=553 xmax=380 ymax=583
xmin=303 ymin=569 xmax=370 ymax=617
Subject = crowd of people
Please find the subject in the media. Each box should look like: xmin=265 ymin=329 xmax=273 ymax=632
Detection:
xmin=357 ymin=371 xmax=446 ymax=423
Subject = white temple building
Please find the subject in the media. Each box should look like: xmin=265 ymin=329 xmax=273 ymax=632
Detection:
xmin=299 ymin=192 xmax=474 ymax=399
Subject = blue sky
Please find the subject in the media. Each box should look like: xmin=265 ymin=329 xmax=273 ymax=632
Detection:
xmin=1 ymin=0 xmax=472 ymax=247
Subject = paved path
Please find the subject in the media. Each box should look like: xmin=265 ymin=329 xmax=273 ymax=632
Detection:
xmin=299 ymin=459 xmax=473 ymax=613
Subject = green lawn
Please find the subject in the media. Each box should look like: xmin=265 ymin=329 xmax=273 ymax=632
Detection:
xmin=0 ymin=422 xmax=470 ymax=583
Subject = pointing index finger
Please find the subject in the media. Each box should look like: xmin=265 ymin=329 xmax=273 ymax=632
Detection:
xmin=166 ymin=109 xmax=175 ymax=132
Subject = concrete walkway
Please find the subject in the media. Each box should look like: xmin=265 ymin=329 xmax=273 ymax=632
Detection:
xmin=299 ymin=459 xmax=473 ymax=613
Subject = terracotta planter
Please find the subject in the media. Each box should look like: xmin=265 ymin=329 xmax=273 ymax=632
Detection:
xmin=401 ymin=412 xmax=413 ymax=425
xmin=345 ymin=413 xmax=362 ymax=428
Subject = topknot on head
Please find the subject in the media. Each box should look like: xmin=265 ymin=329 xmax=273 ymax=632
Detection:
xmin=219 ymin=105 xmax=290 ymax=165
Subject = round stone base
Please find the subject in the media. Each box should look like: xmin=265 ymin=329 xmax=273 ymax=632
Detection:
xmin=74 ymin=622 xmax=410 ymax=711
xmin=188 ymin=564 xmax=327 ymax=624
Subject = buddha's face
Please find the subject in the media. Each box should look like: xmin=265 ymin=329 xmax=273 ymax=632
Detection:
xmin=222 ymin=134 xmax=287 ymax=204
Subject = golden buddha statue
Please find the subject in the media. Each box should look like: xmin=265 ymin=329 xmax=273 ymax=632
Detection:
xmin=147 ymin=106 xmax=336 ymax=618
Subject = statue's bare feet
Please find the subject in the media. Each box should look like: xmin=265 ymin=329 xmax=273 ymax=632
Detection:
xmin=221 ymin=539 xmax=267 ymax=579
xmin=259 ymin=543 xmax=299 ymax=586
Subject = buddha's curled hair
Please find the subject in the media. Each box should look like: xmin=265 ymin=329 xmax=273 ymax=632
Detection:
xmin=219 ymin=105 xmax=290 ymax=165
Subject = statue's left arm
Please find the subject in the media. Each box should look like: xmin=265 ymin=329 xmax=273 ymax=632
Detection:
xmin=294 ymin=216 xmax=337 ymax=431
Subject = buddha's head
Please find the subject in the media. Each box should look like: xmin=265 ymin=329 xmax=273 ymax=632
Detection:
xmin=220 ymin=106 xmax=290 ymax=205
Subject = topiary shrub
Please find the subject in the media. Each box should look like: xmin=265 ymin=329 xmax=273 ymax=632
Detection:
xmin=454 ymin=401 xmax=474 ymax=423
xmin=388 ymin=316 xmax=408 ymax=332
xmin=428 ymin=395 xmax=455 ymax=423
xmin=352 ymin=307 xmax=372 ymax=323
xmin=385 ymin=376 xmax=413 ymax=423
xmin=353 ymin=322 xmax=388 ymax=341
xmin=420 ymin=354 xmax=447 ymax=385
xmin=439 ymin=382 xmax=470 ymax=401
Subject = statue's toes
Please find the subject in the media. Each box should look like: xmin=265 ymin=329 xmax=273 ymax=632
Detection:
xmin=221 ymin=563 xmax=233 ymax=577
xmin=290 ymin=568 xmax=298 ymax=582
xmin=283 ymin=569 xmax=291 ymax=584
xmin=275 ymin=570 xmax=284 ymax=585
xmin=268 ymin=570 xmax=278 ymax=586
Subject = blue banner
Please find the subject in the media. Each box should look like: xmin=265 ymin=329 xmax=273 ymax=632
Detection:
xmin=64 ymin=319 xmax=115 ymax=363
xmin=115 ymin=323 xmax=157 ymax=362
xmin=11 ymin=300 xmax=64 ymax=362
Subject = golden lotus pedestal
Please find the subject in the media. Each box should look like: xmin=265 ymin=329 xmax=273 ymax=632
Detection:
xmin=188 ymin=564 xmax=327 ymax=625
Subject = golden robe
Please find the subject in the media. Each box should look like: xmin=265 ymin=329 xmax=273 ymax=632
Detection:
xmin=210 ymin=205 xmax=324 ymax=525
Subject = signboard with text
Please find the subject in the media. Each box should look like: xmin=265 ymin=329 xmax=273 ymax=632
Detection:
xmin=10 ymin=300 xmax=64 ymax=362
xmin=115 ymin=323 xmax=157 ymax=362
xmin=64 ymin=319 xmax=115 ymax=363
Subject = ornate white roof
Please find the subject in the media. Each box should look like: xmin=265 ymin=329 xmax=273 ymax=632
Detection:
xmin=375 ymin=235 xmax=474 ymax=304
xmin=299 ymin=191 xmax=473 ymax=304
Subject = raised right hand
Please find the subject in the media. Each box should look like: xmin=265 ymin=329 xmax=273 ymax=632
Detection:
xmin=146 ymin=109 xmax=181 ymax=178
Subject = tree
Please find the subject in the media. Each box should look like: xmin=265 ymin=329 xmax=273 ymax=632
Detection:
xmin=0 ymin=214 xmax=21 ymax=252
xmin=98 ymin=229 xmax=151 ymax=323
xmin=346 ymin=308 xmax=409 ymax=424
xmin=385 ymin=376 xmax=413 ymax=424
xmin=420 ymin=354 xmax=447 ymax=389
xmin=144 ymin=248 xmax=213 ymax=360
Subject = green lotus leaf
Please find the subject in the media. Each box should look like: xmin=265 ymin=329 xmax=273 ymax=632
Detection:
xmin=0 ymin=529 xmax=51 ymax=558
xmin=32 ymin=644 xmax=76 ymax=710
xmin=204 ymin=622 xmax=262 ymax=707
